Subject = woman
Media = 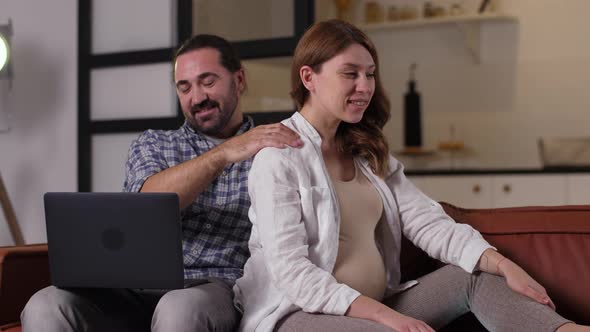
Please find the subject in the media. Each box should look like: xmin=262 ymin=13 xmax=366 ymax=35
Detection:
xmin=234 ymin=19 xmax=587 ymax=332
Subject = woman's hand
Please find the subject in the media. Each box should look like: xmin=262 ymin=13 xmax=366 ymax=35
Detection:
xmin=478 ymin=249 xmax=555 ymax=310
xmin=347 ymin=295 xmax=434 ymax=332
xmin=498 ymin=258 xmax=556 ymax=310
xmin=376 ymin=308 xmax=435 ymax=332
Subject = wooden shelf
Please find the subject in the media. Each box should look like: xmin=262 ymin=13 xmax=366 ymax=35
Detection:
xmin=359 ymin=13 xmax=518 ymax=63
xmin=359 ymin=13 xmax=517 ymax=31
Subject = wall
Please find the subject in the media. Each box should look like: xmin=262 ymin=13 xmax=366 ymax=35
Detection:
xmin=360 ymin=0 xmax=590 ymax=169
xmin=315 ymin=0 xmax=590 ymax=169
xmin=0 ymin=0 xmax=77 ymax=245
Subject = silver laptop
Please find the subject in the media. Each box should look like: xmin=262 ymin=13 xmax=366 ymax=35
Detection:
xmin=44 ymin=192 xmax=184 ymax=289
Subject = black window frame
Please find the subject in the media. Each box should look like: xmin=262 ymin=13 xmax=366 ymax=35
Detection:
xmin=78 ymin=0 xmax=314 ymax=191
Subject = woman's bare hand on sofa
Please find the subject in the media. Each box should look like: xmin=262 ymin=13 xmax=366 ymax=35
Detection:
xmin=498 ymin=259 xmax=556 ymax=310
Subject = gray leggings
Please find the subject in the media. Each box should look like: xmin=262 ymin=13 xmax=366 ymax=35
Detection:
xmin=20 ymin=278 xmax=238 ymax=332
xmin=276 ymin=265 xmax=571 ymax=332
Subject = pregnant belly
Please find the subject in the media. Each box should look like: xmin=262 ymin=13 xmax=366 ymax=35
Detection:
xmin=332 ymin=242 xmax=387 ymax=301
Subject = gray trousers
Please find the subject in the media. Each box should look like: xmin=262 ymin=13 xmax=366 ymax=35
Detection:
xmin=20 ymin=278 xmax=238 ymax=332
xmin=276 ymin=265 xmax=571 ymax=332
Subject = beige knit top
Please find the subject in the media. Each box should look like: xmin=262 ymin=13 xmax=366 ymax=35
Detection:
xmin=331 ymin=164 xmax=387 ymax=301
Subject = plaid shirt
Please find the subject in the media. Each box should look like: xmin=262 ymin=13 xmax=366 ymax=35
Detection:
xmin=124 ymin=118 xmax=254 ymax=284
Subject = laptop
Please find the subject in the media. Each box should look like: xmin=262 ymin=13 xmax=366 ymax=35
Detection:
xmin=44 ymin=192 xmax=184 ymax=289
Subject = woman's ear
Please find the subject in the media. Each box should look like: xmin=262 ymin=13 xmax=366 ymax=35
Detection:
xmin=299 ymin=65 xmax=314 ymax=92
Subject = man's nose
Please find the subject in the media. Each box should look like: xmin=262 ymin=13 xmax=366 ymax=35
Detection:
xmin=191 ymin=86 xmax=209 ymax=105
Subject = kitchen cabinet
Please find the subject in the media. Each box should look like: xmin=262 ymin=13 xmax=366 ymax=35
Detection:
xmin=409 ymin=176 xmax=492 ymax=209
xmin=408 ymin=174 xmax=571 ymax=208
xmin=566 ymin=174 xmax=590 ymax=205
xmin=490 ymin=175 xmax=565 ymax=208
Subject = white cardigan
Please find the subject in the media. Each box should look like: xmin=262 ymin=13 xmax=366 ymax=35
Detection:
xmin=233 ymin=112 xmax=493 ymax=332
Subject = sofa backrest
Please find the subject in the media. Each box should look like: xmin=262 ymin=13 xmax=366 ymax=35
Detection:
xmin=401 ymin=203 xmax=590 ymax=325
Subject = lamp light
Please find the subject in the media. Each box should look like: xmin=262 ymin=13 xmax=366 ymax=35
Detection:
xmin=0 ymin=19 xmax=13 ymax=80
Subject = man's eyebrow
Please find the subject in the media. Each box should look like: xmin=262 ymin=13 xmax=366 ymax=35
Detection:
xmin=175 ymin=80 xmax=189 ymax=87
xmin=175 ymin=72 xmax=219 ymax=86
xmin=197 ymin=72 xmax=219 ymax=80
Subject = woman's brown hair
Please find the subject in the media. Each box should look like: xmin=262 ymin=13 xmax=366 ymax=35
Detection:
xmin=290 ymin=19 xmax=391 ymax=176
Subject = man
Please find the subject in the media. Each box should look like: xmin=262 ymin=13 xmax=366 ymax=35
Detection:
xmin=21 ymin=34 xmax=303 ymax=332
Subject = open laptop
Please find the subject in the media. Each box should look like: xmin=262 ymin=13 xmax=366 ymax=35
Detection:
xmin=44 ymin=192 xmax=184 ymax=289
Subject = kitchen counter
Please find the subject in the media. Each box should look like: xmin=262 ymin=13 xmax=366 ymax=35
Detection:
xmin=405 ymin=167 xmax=590 ymax=176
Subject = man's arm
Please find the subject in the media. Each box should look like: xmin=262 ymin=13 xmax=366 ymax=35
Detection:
xmin=141 ymin=123 xmax=303 ymax=208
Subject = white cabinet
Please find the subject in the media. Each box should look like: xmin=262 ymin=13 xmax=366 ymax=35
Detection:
xmin=409 ymin=174 xmax=571 ymax=209
xmin=566 ymin=174 xmax=590 ymax=205
xmin=409 ymin=176 xmax=492 ymax=209
xmin=491 ymin=175 xmax=566 ymax=208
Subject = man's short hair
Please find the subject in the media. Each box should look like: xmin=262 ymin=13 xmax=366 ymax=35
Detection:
xmin=173 ymin=34 xmax=242 ymax=75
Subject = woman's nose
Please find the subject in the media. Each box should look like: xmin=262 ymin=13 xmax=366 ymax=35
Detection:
xmin=356 ymin=76 xmax=372 ymax=93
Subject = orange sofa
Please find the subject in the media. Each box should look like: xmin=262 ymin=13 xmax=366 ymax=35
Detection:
xmin=0 ymin=244 xmax=49 ymax=332
xmin=2 ymin=203 xmax=590 ymax=331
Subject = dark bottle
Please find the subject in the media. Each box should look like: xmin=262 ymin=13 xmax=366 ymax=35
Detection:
xmin=404 ymin=63 xmax=422 ymax=147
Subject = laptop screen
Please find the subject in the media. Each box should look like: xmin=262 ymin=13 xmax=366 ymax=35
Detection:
xmin=44 ymin=192 xmax=184 ymax=289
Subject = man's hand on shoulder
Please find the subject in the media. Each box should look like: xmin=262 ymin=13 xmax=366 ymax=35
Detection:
xmin=218 ymin=123 xmax=304 ymax=163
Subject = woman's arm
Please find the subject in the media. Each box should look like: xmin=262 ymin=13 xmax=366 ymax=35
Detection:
xmin=386 ymin=157 xmax=493 ymax=273
xmin=478 ymin=249 xmax=555 ymax=309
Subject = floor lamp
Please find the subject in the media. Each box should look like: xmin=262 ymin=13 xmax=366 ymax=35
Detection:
xmin=0 ymin=21 xmax=22 ymax=245
xmin=0 ymin=172 xmax=24 ymax=245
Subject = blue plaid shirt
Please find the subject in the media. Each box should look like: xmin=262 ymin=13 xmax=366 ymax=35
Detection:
xmin=123 ymin=118 xmax=254 ymax=284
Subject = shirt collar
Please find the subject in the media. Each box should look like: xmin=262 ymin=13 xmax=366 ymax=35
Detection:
xmin=290 ymin=111 xmax=322 ymax=145
xmin=182 ymin=116 xmax=254 ymax=138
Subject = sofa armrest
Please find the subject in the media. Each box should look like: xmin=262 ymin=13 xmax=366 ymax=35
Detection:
xmin=0 ymin=244 xmax=50 ymax=326
xmin=441 ymin=203 xmax=590 ymax=325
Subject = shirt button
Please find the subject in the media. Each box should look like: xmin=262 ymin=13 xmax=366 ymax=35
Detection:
xmin=221 ymin=170 xmax=228 ymax=176
xmin=191 ymin=249 xmax=199 ymax=255
xmin=204 ymin=223 xmax=212 ymax=230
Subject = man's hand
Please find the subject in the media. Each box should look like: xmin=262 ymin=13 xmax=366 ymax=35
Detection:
xmin=217 ymin=123 xmax=304 ymax=164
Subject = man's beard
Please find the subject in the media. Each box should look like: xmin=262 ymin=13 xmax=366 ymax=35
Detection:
xmin=187 ymin=82 xmax=239 ymax=136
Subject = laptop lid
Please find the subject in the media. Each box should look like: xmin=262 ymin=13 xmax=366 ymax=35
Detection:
xmin=44 ymin=192 xmax=184 ymax=289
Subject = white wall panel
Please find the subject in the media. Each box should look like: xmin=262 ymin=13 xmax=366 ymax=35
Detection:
xmin=92 ymin=133 xmax=142 ymax=192
xmin=92 ymin=0 xmax=175 ymax=54
xmin=90 ymin=63 xmax=176 ymax=120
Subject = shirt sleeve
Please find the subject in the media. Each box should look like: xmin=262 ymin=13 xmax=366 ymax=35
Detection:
xmin=123 ymin=130 xmax=169 ymax=193
xmin=385 ymin=155 xmax=495 ymax=273
xmin=249 ymin=148 xmax=361 ymax=315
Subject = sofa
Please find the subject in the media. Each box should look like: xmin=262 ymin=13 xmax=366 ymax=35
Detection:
xmin=1 ymin=203 xmax=589 ymax=331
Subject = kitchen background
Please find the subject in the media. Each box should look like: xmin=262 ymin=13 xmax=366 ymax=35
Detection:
xmin=0 ymin=0 xmax=589 ymax=245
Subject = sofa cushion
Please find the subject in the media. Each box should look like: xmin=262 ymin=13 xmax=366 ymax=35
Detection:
xmin=441 ymin=203 xmax=590 ymax=325
xmin=0 ymin=323 xmax=21 ymax=332
xmin=0 ymin=244 xmax=50 ymax=328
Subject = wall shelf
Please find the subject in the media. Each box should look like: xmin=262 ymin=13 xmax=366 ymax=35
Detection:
xmin=359 ymin=13 xmax=518 ymax=63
